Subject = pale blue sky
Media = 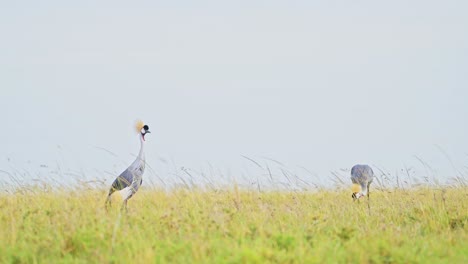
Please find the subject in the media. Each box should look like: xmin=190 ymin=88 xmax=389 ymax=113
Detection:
xmin=1 ymin=1 xmax=467 ymax=188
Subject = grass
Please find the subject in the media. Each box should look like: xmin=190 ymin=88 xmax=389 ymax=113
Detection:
xmin=0 ymin=186 xmax=466 ymax=263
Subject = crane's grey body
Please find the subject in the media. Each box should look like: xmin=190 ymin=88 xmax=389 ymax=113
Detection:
xmin=106 ymin=123 xmax=150 ymax=210
xmin=109 ymin=153 xmax=145 ymax=201
xmin=350 ymin=164 xmax=374 ymax=197
xmin=350 ymin=164 xmax=374 ymax=215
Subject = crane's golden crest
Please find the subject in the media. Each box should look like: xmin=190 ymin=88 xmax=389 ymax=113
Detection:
xmin=351 ymin=184 xmax=361 ymax=193
xmin=135 ymin=120 xmax=145 ymax=133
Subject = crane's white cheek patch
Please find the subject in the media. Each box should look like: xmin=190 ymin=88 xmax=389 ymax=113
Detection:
xmin=119 ymin=187 xmax=133 ymax=201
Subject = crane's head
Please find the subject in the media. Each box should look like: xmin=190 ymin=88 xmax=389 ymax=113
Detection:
xmin=135 ymin=120 xmax=151 ymax=141
xmin=351 ymin=184 xmax=363 ymax=201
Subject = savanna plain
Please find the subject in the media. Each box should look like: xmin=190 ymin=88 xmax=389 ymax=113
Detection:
xmin=0 ymin=185 xmax=467 ymax=263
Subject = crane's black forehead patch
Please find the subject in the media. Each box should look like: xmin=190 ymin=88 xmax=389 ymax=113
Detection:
xmin=143 ymin=125 xmax=149 ymax=130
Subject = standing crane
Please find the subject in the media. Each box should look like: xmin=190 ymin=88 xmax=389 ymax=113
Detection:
xmin=350 ymin=164 xmax=374 ymax=211
xmin=105 ymin=121 xmax=150 ymax=211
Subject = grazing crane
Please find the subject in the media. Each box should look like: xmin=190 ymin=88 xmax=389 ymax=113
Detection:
xmin=350 ymin=164 xmax=374 ymax=211
xmin=106 ymin=121 xmax=150 ymax=211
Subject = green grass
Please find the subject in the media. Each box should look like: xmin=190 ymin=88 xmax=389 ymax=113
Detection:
xmin=0 ymin=187 xmax=466 ymax=263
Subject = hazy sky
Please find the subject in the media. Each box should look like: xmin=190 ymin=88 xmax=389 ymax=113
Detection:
xmin=1 ymin=1 xmax=467 ymax=188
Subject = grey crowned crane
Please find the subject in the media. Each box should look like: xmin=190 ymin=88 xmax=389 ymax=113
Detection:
xmin=106 ymin=121 xmax=150 ymax=211
xmin=350 ymin=164 xmax=374 ymax=211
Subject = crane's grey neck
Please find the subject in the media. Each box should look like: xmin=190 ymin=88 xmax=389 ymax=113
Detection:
xmin=360 ymin=184 xmax=368 ymax=195
xmin=138 ymin=134 xmax=145 ymax=161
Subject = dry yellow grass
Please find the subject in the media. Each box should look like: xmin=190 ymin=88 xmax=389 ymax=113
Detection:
xmin=0 ymin=187 xmax=466 ymax=263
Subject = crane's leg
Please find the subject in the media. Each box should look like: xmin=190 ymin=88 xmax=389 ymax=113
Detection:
xmin=121 ymin=199 xmax=128 ymax=213
xmin=367 ymin=183 xmax=371 ymax=214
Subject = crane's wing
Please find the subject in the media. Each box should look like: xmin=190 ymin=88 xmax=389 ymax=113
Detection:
xmin=350 ymin=176 xmax=359 ymax=184
xmin=351 ymin=165 xmax=374 ymax=185
xmin=110 ymin=168 xmax=135 ymax=191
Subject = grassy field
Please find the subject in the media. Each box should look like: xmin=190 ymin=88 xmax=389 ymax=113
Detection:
xmin=0 ymin=186 xmax=466 ymax=263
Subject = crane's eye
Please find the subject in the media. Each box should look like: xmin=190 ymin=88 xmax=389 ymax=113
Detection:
xmin=143 ymin=125 xmax=149 ymax=131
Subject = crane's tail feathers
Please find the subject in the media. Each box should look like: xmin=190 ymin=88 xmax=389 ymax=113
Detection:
xmin=108 ymin=187 xmax=116 ymax=196
xmin=105 ymin=189 xmax=115 ymax=210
